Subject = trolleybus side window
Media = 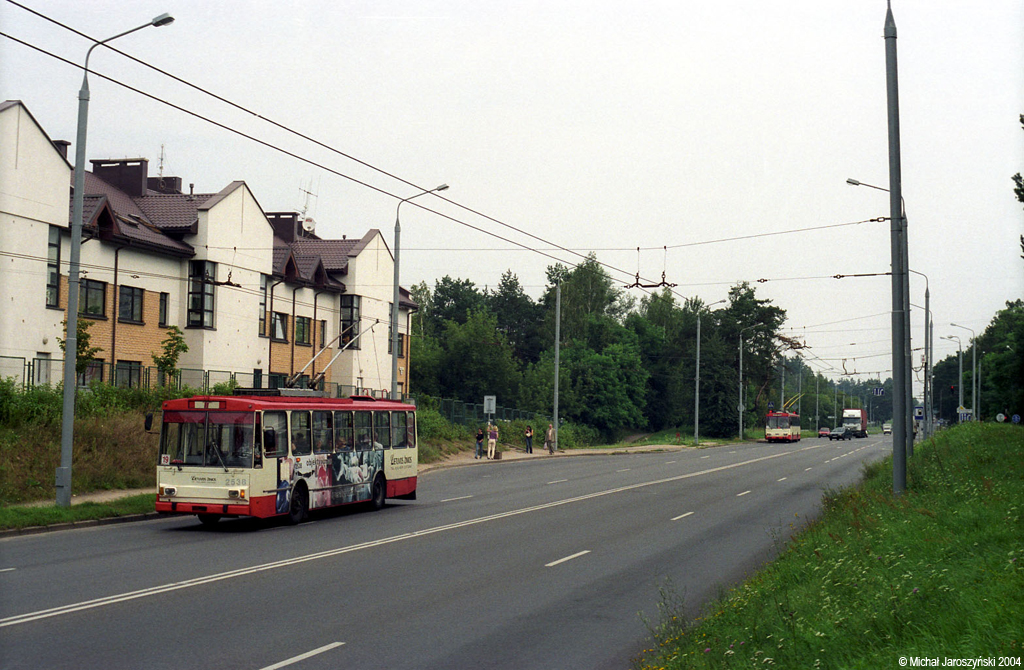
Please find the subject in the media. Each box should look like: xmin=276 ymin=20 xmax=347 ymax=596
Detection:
xmin=291 ymin=410 xmax=312 ymax=456
xmin=391 ymin=411 xmax=408 ymax=448
xmin=312 ymin=411 xmax=334 ymax=454
xmin=335 ymin=411 xmax=353 ymax=451
xmin=263 ymin=411 xmax=287 ymax=457
xmin=354 ymin=411 xmax=372 ymax=450
xmin=405 ymin=411 xmax=416 ymax=448
xmin=374 ymin=411 xmax=391 ymax=449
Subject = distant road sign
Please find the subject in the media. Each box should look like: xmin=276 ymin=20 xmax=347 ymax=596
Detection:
xmin=873 ymin=387 xmax=885 ymax=396
xmin=483 ymin=395 xmax=496 ymax=415
xmin=1014 ymin=414 xmax=1021 ymax=425
xmin=767 ymin=401 xmax=775 ymax=410
xmin=996 ymin=413 xmax=1006 ymax=423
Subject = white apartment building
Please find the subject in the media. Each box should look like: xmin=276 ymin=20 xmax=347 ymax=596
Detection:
xmin=0 ymin=100 xmax=414 ymax=396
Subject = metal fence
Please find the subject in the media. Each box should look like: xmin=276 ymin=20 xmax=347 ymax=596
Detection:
xmin=4 ymin=357 xmax=401 ymax=400
xmin=412 ymin=395 xmax=548 ymax=427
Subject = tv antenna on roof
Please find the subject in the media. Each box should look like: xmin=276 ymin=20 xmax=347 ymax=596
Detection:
xmin=298 ymin=177 xmax=321 ymax=220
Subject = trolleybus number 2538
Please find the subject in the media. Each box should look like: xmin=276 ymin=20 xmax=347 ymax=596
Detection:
xmin=155 ymin=391 xmax=417 ymax=526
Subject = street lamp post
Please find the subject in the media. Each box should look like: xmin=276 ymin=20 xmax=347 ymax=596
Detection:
xmin=57 ymin=12 xmax=175 ymax=508
xmin=950 ymin=323 xmax=976 ymax=421
xmin=695 ymin=299 xmax=726 ymax=446
xmin=391 ymin=184 xmax=448 ymax=401
xmin=942 ymin=335 xmax=964 ymax=414
xmin=738 ymin=324 xmax=756 ymax=440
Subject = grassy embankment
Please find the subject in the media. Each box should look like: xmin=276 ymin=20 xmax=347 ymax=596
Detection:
xmin=633 ymin=422 xmax=1024 ymax=669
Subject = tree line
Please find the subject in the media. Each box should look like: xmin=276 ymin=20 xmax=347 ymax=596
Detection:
xmin=408 ymin=254 xmax=898 ymax=440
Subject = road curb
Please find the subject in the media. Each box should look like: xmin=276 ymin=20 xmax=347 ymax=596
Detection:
xmin=0 ymin=512 xmax=164 ymax=539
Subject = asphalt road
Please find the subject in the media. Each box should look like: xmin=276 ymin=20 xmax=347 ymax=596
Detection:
xmin=0 ymin=435 xmax=891 ymax=670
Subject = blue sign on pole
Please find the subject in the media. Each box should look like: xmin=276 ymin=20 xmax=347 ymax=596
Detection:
xmin=767 ymin=401 xmax=775 ymax=410
xmin=1014 ymin=414 xmax=1021 ymax=425
xmin=873 ymin=387 xmax=885 ymax=396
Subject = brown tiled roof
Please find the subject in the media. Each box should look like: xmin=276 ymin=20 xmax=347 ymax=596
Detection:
xmin=134 ymin=193 xmax=214 ymax=232
xmin=290 ymin=238 xmax=359 ymax=271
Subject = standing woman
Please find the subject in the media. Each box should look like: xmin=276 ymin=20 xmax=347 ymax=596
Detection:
xmin=487 ymin=422 xmax=498 ymax=460
xmin=475 ymin=426 xmax=485 ymax=459
xmin=524 ymin=425 xmax=534 ymax=454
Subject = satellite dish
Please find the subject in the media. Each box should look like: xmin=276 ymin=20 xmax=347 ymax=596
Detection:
xmin=301 ymin=217 xmax=316 ymax=233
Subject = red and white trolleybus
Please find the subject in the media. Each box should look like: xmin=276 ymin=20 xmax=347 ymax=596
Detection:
xmin=765 ymin=410 xmax=801 ymax=443
xmin=155 ymin=389 xmax=417 ymax=525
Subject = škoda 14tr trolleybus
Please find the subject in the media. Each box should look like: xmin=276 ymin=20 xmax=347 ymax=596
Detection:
xmin=155 ymin=389 xmax=417 ymax=525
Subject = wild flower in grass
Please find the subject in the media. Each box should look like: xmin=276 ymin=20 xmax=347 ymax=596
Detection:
xmin=704 ymin=648 xmax=710 ymax=653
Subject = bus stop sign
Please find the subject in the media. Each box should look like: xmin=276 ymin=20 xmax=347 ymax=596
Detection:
xmin=483 ymin=395 xmax=496 ymax=415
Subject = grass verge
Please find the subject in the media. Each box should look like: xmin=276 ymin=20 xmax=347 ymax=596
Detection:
xmin=0 ymin=493 xmax=156 ymax=531
xmin=634 ymin=423 xmax=1024 ymax=669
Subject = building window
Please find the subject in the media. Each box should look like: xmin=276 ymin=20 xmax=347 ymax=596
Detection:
xmin=46 ymin=227 xmax=61 ymax=308
xmin=339 ymin=295 xmax=360 ymax=350
xmin=115 ymin=361 xmax=142 ymax=388
xmin=78 ymin=359 xmax=104 ymax=386
xmin=187 ymin=260 xmax=215 ymax=329
xmin=258 ymin=274 xmax=269 ymax=337
xmin=118 ymin=285 xmax=144 ymax=323
xmin=295 ymin=316 xmax=311 ymax=346
xmin=271 ymin=312 xmax=288 ymax=341
xmin=34 ymin=353 xmax=52 ymax=385
xmin=159 ymin=292 xmax=169 ymax=327
xmin=319 ymin=320 xmax=326 ymax=350
xmin=399 ymin=333 xmax=406 ymax=359
xmin=79 ymin=279 xmax=106 ymax=317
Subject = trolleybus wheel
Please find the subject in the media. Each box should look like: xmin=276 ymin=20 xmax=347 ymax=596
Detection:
xmin=371 ymin=475 xmax=386 ymax=511
xmin=288 ymin=484 xmax=308 ymax=525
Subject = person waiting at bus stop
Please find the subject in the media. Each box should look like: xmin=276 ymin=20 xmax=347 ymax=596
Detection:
xmin=545 ymin=423 xmax=555 ymax=454
xmin=486 ymin=422 xmax=498 ymax=460
xmin=475 ymin=427 xmax=485 ymax=459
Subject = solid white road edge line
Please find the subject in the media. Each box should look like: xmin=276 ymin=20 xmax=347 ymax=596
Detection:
xmin=259 ymin=642 xmax=345 ymax=670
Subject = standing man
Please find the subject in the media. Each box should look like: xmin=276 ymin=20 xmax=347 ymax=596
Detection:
xmin=544 ymin=423 xmax=555 ymax=454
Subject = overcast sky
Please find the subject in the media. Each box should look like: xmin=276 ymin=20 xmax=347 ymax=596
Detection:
xmin=2 ymin=0 xmax=1022 ymax=396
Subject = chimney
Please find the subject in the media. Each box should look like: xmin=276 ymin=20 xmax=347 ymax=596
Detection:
xmin=266 ymin=212 xmax=300 ymax=242
xmin=52 ymin=140 xmax=71 ymax=159
xmin=90 ymin=158 xmax=149 ymax=197
xmin=147 ymin=176 xmax=183 ymax=194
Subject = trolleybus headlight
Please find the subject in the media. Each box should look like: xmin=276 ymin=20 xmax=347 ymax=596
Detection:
xmin=229 ymin=488 xmax=246 ymax=499
xmin=160 ymin=486 xmax=176 ymax=497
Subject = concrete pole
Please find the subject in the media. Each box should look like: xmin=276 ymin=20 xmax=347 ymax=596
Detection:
xmin=553 ymin=282 xmax=560 ymax=451
xmin=885 ymin=1 xmax=907 ymax=494
xmin=694 ymin=313 xmax=701 ymax=446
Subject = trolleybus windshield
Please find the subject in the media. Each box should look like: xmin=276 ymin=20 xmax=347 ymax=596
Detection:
xmin=160 ymin=411 xmax=257 ymax=469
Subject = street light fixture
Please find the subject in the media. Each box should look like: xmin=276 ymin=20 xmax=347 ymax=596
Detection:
xmin=695 ymin=299 xmax=727 ymax=446
xmin=391 ymin=184 xmax=448 ymax=401
xmin=58 ymin=12 xmax=175 ymax=508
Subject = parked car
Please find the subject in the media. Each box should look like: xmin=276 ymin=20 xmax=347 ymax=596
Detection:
xmin=882 ymin=423 xmax=892 ymax=435
xmin=818 ymin=426 xmax=831 ymax=437
xmin=828 ymin=426 xmax=852 ymax=440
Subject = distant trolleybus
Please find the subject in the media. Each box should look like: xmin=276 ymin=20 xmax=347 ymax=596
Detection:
xmin=765 ymin=410 xmax=801 ymax=442
xmin=155 ymin=389 xmax=417 ymax=525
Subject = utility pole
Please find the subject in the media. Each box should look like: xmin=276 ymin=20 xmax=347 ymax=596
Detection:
xmin=885 ymin=0 xmax=908 ymax=494
xmin=552 ymin=282 xmax=561 ymax=452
